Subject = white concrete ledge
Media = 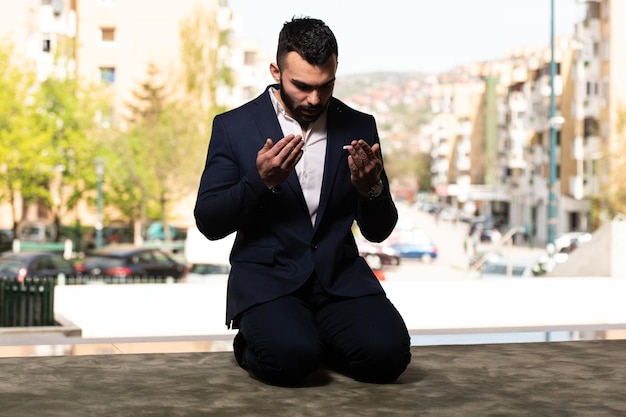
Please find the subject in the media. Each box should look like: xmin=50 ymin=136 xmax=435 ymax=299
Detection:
xmin=49 ymin=277 xmax=626 ymax=340
xmin=382 ymin=278 xmax=626 ymax=334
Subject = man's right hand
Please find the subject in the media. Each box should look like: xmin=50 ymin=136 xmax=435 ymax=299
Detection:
xmin=256 ymin=134 xmax=304 ymax=189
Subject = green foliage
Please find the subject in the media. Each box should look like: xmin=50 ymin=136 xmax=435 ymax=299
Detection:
xmin=0 ymin=39 xmax=110 ymax=230
xmin=0 ymin=41 xmax=56 ymax=228
xmin=0 ymin=2 xmax=233 ymax=234
xmin=607 ymin=104 xmax=626 ymax=219
xmin=100 ymin=3 xmax=233 ymax=232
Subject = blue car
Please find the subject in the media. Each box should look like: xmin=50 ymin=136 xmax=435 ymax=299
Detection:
xmin=388 ymin=229 xmax=438 ymax=262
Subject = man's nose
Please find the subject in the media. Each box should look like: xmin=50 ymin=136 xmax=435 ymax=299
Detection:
xmin=307 ymin=90 xmax=321 ymax=106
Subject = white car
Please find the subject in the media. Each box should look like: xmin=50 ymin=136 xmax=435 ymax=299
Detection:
xmin=479 ymin=258 xmax=536 ymax=279
xmin=186 ymin=263 xmax=230 ymax=284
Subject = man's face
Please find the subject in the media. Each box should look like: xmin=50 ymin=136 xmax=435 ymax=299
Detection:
xmin=271 ymin=52 xmax=337 ymax=126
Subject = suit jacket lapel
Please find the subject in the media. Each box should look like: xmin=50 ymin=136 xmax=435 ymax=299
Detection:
xmin=253 ymin=86 xmax=308 ymax=209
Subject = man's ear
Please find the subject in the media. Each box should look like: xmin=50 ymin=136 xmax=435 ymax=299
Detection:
xmin=269 ymin=63 xmax=281 ymax=83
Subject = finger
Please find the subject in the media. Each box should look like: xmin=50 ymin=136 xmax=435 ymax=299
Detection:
xmin=270 ymin=134 xmax=296 ymax=155
xmin=281 ymin=138 xmax=304 ymax=168
xmin=353 ymin=141 xmax=370 ymax=161
xmin=279 ymin=135 xmax=303 ymax=157
xmin=370 ymin=143 xmax=381 ymax=158
xmin=259 ymin=138 xmax=274 ymax=153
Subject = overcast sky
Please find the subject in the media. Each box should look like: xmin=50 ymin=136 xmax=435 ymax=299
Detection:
xmin=228 ymin=0 xmax=586 ymax=76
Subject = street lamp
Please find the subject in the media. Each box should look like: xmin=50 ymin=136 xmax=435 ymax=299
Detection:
xmin=547 ymin=0 xmax=559 ymax=246
xmin=94 ymin=157 xmax=105 ymax=248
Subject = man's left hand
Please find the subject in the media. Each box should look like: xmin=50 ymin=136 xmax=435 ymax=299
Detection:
xmin=346 ymin=139 xmax=383 ymax=195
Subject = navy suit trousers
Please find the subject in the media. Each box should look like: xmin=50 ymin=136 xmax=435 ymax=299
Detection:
xmin=233 ymin=277 xmax=411 ymax=386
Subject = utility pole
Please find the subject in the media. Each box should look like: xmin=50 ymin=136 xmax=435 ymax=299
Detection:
xmin=547 ymin=0 xmax=561 ymax=246
xmin=95 ymin=158 xmax=105 ymax=248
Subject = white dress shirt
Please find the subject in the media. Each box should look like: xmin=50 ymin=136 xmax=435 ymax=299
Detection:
xmin=269 ymin=88 xmax=327 ymax=225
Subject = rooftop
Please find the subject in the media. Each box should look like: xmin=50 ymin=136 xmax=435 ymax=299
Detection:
xmin=2 ymin=340 xmax=626 ymax=416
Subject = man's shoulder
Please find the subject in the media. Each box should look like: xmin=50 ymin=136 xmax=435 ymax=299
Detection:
xmin=219 ymin=89 xmax=271 ymax=116
xmin=215 ymin=87 xmax=273 ymax=121
xmin=329 ymin=97 xmax=374 ymax=120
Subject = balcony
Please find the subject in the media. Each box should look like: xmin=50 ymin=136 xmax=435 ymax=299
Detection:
xmin=507 ymin=149 xmax=526 ymax=169
xmin=455 ymin=156 xmax=471 ymax=172
xmin=569 ymin=175 xmax=584 ymax=200
xmin=507 ymin=92 xmax=527 ymax=113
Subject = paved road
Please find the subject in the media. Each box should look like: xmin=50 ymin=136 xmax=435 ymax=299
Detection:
xmin=382 ymin=204 xmax=549 ymax=282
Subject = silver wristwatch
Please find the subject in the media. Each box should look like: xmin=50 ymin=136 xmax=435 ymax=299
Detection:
xmin=367 ymin=178 xmax=384 ymax=198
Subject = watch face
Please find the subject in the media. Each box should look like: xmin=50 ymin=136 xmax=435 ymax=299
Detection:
xmin=369 ymin=180 xmax=384 ymax=197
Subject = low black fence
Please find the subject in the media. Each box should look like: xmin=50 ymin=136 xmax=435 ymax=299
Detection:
xmin=0 ymin=275 xmax=181 ymax=327
xmin=0 ymin=277 xmax=55 ymax=327
xmin=63 ymin=275 xmax=179 ymax=285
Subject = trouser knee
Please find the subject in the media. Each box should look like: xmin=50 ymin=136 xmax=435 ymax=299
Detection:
xmin=349 ymin=342 xmax=412 ymax=384
xmin=235 ymin=333 xmax=321 ymax=386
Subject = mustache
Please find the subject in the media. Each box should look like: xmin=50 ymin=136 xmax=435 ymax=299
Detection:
xmin=300 ymin=104 xmax=324 ymax=111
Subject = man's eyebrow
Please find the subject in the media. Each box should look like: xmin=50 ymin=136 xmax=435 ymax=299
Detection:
xmin=291 ymin=78 xmax=336 ymax=89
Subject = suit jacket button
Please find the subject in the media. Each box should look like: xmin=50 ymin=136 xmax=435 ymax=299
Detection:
xmin=311 ymin=244 xmax=318 ymax=250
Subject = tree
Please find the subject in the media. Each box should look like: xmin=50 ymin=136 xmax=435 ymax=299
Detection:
xmin=0 ymin=38 xmax=111 ymax=244
xmin=178 ymin=1 xmax=232 ymax=117
xmin=0 ymin=41 xmax=54 ymax=233
xmin=103 ymin=3 xmax=233 ymax=243
xmin=33 ymin=76 xmax=107 ymax=235
xmin=606 ymin=105 xmax=626 ymax=219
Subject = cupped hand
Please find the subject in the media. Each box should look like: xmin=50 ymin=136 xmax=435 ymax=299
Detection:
xmin=346 ymin=139 xmax=382 ymax=194
xmin=257 ymin=134 xmax=304 ymax=189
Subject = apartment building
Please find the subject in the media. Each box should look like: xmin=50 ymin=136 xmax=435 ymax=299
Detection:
xmin=75 ymin=0 xmax=227 ymax=129
xmin=0 ymin=0 xmax=76 ymax=81
xmin=429 ymin=64 xmax=512 ymax=223
xmin=429 ymin=0 xmax=625 ymax=244
xmin=0 ymin=0 xmax=271 ymax=230
xmin=572 ymin=0 xmax=626 ymax=229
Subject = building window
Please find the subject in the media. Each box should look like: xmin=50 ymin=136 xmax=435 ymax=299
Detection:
xmin=243 ymin=51 xmax=257 ymax=66
xmin=42 ymin=33 xmax=51 ymax=52
xmin=96 ymin=107 xmax=115 ymax=128
xmin=100 ymin=27 xmax=116 ymax=43
xmin=100 ymin=67 xmax=115 ymax=85
xmin=602 ymin=79 xmax=609 ymax=103
xmin=602 ymin=39 xmax=609 ymax=61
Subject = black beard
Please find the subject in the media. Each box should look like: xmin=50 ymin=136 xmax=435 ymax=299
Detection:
xmin=278 ymin=79 xmax=325 ymax=127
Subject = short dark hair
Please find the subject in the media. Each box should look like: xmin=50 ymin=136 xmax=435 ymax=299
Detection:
xmin=276 ymin=17 xmax=338 ymax=70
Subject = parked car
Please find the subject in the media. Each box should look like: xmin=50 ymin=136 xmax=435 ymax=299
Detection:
xmin=439 ymin=207 xmax=460 ymax=222
xmin=73 ymin=223 xmax=135 ymax=253
xmin=356 ymin=237 xmax=401 ymax=270
xmin=0 ymin=229 xmax=14 ymax=253
xmin=479 ymin=258 xmax=536 ymax=279
xmin=144 ymin=222 xmax=187 ymax=242
xmin=469 ymin=218 xmax=498 ymax=242
xmin=0 ymin=251 xmax=80 ymax=283
xmin=16 ymin=221 xmax=57 ymax=243
xmin=186 ymin=263 xmax=230 ymax=284
xmin=77 ymin=245 xmax=187 ymax=281
xmin=388 ymin=229 xmax=438 ymax=262
xmin=554 ymin=232 xmax=592 ymax=253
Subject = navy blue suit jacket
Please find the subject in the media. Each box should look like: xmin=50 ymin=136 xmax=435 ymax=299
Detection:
xmin=194 ymin=86 xmax=398 ymax=327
